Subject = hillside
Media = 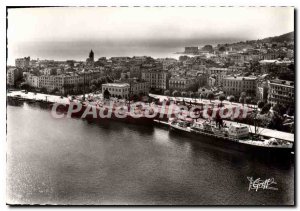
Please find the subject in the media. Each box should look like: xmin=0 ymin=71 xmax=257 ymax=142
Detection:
xmin=261 ymin=31 xmax=294 ymax=43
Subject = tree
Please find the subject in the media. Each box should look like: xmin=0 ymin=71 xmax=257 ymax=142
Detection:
xmin=90 ymin=84 xmax=96 ymax=92
xmin=218 ymin=46 xmax=226 ymax=52
xmin=257 ymin=101 xmax=265 ymax=109
xmin=245 ymin=96 xmax=252 ymax=106
xmin=239 ymin=97 xmax=245 ymax=105
xmin=239 ymin=92 xmax=247 ymax=106
xmin=20 ymin=82 xmax=30 ymax=90
xmin=103 ymin=89 xmax=110 ymax=99
xmin=286 ymin=106 xmax=295 ymax=116
xmin=40 ymin=87 xmax=48 ymax=94
xmin=164 ymin=90 xmax=170 ymax=96
xmin=228 ymin=95 xmax=235 ymax=104
xmin=202 ymin=45 xmax=213 ymax=53
xmin=50 ymin=87 xmax=59 ymax=95
xmin=207 ymin=92 xmax=214 ymax=102
xmin=172 ymin=90 xmax=179 ymax=97
xmin=260 ymin=103 xmax=271 ymax=114
xmin=218 ymin=94 xmax=226 ymax=107
xmin=132 ymin=94 xmax=139 ymax=102
xmin=240 ymin=92 xmax=247 ymax=98
xmin=200 ymin=93 xmax=206 ymax=101
xmin=272 ymin=103 xmax=287 ymax=116
xmin=181 ymin=91 xmax=187 ymax=97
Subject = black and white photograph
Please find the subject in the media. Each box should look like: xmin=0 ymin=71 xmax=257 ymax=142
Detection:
xmin=5 ymin=6 xmax=295 ymax=206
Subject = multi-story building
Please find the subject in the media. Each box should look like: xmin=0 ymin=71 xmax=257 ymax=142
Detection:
xmin=102 ymin=83 xmax=130 ymax=98
xmin=184 ymin=47 xmax=199 ymax=54
xmin=15 ymin=57 xmax=30 ymax=68
xmin=129 ymin=65 xmax=141 ymax=78
xmin=256 ymin=81 xmax=269 ymax=102
xmin=30 ymin=70 xmax=104 ymax=94
xmin=267 ymin=79 xmax=294 ymax=107
xmin=207 ymin=68 xmax=231 ymax=86
xmin=7 ymin=67 xmax=23 ymax=86
xmin=26 ymin=73 xmax=40 ymax=88
xmin=208 ymin=76 xmax=216 ymax=87
xmin=42 ymin=68 xmax=57 ymax=75
xmin=141 ymin=70 xmax=169 ymax=91
xmin=130 ymin=80 xmax=150 ymax=96
xmin=222 ymin=76 xmax=257 ymax=97
xmin=168 ymin=76 xmax=197 ymax=91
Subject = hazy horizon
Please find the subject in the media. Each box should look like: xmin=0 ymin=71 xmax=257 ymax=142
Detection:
xmin=7 ymin=7 xmax=294 ymax=65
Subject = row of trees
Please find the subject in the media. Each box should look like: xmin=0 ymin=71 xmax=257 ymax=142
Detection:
xmin=163 ymin=90 xmax=248 ymax=105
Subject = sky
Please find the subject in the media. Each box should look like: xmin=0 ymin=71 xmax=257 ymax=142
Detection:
xmin=7 ymin=7 xmax=294 ymax=64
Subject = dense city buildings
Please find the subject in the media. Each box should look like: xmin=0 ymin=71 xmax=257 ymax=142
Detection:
xmin=7 ymin=32 xmax=294 ymax=105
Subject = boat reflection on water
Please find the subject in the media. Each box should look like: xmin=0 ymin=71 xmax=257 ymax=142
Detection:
xmin=168 ymin=129 xmax=294 ymax=168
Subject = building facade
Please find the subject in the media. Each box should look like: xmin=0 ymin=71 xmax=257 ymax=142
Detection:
xmin=207 ymin=68 xmax=230 ymax=86
xmin=168 ymin=76 xmax=197 ymax=91
xmin=267 ymin=79 xmax=294 ymax=107
xmin=26 ymin=70 xmax=104 ymax=95
xmin=130 ymin=80 xmax=150 ymax=96
xmin=15 ymin=57 xmax=30 ymax=68
xmin=222 ymin=76 xmax=257 ymax=97
xmin=102 ymin=83 xmax=130 ymax=98
xmin=256 ymin=81 xmax=269 ymax=102
xmin=141 ymin=70 xmax=168 ymax=90
xmin=7 ymin=68 xmax=23 ymax=86
xmin=184 ymin=47 xmax=199 ymax=54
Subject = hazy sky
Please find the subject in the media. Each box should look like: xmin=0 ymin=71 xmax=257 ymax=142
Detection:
xmin=7 ymin=7 xmax=294 ymax=64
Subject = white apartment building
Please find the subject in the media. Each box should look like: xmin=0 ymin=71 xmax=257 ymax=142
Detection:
xmin=102 ymin=83 xmax=130 ymax=98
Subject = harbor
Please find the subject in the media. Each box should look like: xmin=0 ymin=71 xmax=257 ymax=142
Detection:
xmin=7 ymin=90 xmax=294 ymax=143
xmin=7 ymin=103 xmax=295 ymax=205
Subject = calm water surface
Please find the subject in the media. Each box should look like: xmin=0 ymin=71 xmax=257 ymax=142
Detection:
xmin=7 ymin=103 xmax=294 ymax=205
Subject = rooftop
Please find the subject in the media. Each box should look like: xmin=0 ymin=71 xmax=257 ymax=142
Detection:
xmin=269 ymin=79 xmax=294 ymax=87
xmin=224 ymin=76 xmax=257 ymax=80
xmin=102 ymin=83 xmax=130 ymax=88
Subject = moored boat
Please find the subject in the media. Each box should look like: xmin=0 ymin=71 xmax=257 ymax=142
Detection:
xmin=168 ymin=117 xmax=293 ymax=155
